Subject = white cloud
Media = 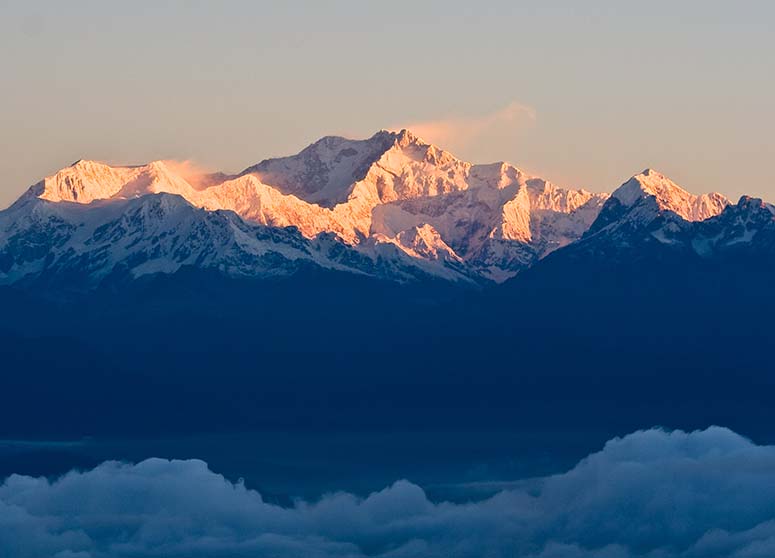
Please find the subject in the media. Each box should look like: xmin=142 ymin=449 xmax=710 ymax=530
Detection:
xmin=395 ymin=101 xmax=536 ymax=158
xmin=3 ymin=427 xmax=775 ymax=557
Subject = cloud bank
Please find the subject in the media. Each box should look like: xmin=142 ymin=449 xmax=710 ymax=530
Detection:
xmin=3 ymin=427 xmax=775 ymax=557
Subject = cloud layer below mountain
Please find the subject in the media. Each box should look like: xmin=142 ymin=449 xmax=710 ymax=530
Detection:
xmin=3 ymin=427 xmax=775 ymax=557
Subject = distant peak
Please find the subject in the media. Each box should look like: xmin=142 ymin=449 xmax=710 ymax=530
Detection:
xmin=70 ymin=159 xmax=109 ymax=169
xmin=298 ymin=129 xmax=421 ymax=154
xmin=369 ymin=128 xmax=427 ymax=148
xmin=147 ymin=160 xmax=173 ymax=172
xmin=737 ymin=195 xmax=775 ymax=216
xmin=611 ymin=170 xmax=729 ymax=222
xmin=612 ymin=171 xmax=679 ymax=207
xmin=308 ymin=134 xmax=351 ymax=149
xmin=394 ymin=128 xmax=422 ymax=145
xmin=640 ymin=168 xmax=664 ymax=178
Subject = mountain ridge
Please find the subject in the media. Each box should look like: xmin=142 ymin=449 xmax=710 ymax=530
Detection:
xmin=2 ymin=130 xmax=759 ymax=288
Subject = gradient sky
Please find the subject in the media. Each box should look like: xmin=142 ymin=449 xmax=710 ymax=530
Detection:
xmin=1 ymin=0 xmax=773 ymax=208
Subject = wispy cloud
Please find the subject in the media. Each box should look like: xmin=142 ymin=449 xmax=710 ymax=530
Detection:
xmin=160 ymin=160 xmax=222 ymax=189
xmin=395 ymin=101 xmax=536 ymax=156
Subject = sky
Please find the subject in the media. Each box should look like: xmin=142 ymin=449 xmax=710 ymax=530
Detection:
xmin=0 ymin=0 xmax=773 ymax=208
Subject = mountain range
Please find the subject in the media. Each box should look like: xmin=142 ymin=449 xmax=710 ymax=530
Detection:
xmin=3 ymin=130 xmax=775 ymax=437
xmin=3 ymin=129 xmax=772 ymax=292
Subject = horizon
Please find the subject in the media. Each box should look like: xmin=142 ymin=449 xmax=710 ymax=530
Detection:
xmin=2 ymin=1 xmax=774 ymax=208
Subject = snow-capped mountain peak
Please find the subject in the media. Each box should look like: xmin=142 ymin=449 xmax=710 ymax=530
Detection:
xmin=612 ymin=169 xmax=729 ymax=222
xmin=239 ymin=131 xmax=396 ymax=208
xmin=37 ymin=159 xmax=137 ymax=203
xmin=234 ymin=129 xmax=461 ymax=209
xmin=572 ymin=170 xmax=775 ymax=261
xmin=34 ymin=159 xmax=205 ymax=205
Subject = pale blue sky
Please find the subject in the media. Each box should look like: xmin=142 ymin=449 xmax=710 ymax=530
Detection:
xmin=1 ymin=0 xmax=773 ymax=207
